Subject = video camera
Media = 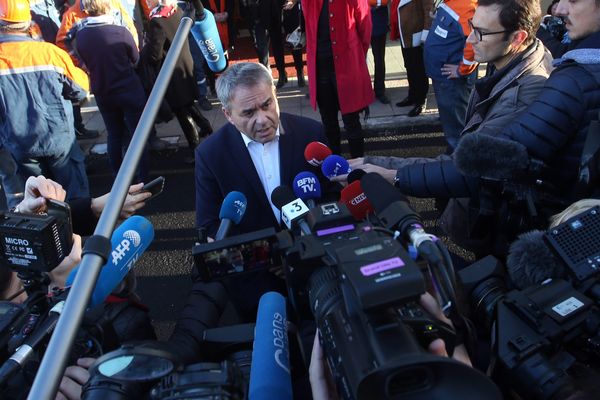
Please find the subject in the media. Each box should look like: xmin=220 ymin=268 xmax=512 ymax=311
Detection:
xmin=0 ymin=200 xmax=73 ymax=273
xmin=190 ymin=183 xmax=500 ymax=399
xmin=458 ymin=206 xmax=600 ymax=399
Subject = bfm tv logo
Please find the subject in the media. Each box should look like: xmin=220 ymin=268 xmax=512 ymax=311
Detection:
xmin=111 ymin=230 xmax=142 ymax=265
xmin=296 ymin=176 xmax=317 ymax=193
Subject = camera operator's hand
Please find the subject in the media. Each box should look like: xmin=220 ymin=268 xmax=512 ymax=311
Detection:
xmin=419 ymin=292 xmax=472 ymax=367
xmin=309 ymin=331 xmax=340 ymax=400
xmin=17 ymin=175 xmax=66 ymax=214
xmin=56 ymin=357 xmax=95 ymax=400
xmin=48 ymin=234 xmax=82 ymax=291
xmin=90 ymin=183 xmax=152 ymax=219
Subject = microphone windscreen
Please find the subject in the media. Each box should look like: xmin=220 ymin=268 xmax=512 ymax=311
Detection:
xmin=321 ymin=155 xmax=351 ymax=179
xmin=292 ymin=171 xmax=322 ymax=201
xmin=454 ymin=133 xmax=530 ymax=179
xmin=347 ymin=168 xmax=366 ymax=184
xmin=219 ymin=191 xmax=247 ymax=224
xmin=271 ymin=186 xmax=296 ymax=209
xmin=506 ymin=230 xmax=566 ymax=290
xmin=340 ymin=181 xmax=373 ymax=220
xmin=304 ymin=141 xmax=332 ymax=167
xmin=249 ymin=292 xmax=292 ymax=400
xmin=360 ymin=172 xmax=409 ymax=213
xmin=190 ymin=9 xmax=227 ymax=72
xmin=66 ymin=216 xmax=154 ymax=308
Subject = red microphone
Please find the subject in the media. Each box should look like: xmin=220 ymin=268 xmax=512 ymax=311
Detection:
xmin=304 ymin=141 xmax=332 ymax=167
xmin=340 ymin=180 xmax=374 ymax=220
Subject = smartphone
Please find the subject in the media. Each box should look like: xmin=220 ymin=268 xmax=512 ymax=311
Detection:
xmin=140 ymin=176 xmax=165 ymax=201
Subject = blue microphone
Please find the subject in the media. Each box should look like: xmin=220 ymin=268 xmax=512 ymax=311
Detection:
xmin=322 ymin=154 xmax=351 ymax=179
xmin=215 ymin=191 xmax=247 ymax=240
xmin=249 ymin=292 xmax=292 ymax=400
xmin=190 ymin=4 xmax=227 ymax=72
xmin=292 ymin=171 xmax=321 ymax=208
xmin=66 ymin=215 xmax=154 ymax=309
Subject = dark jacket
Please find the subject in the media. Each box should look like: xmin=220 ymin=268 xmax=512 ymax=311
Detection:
xmin=144 ymin=6 xmax=198 ymax=110
xmin=194 ymin=113 xmax=331 ymax=236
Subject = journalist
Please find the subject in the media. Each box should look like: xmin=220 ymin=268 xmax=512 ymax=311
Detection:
xmin=334 ymin=0 xmax=551 ymax=257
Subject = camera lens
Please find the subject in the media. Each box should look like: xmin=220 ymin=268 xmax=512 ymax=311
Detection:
xmin=471 ymin=277 xmax=506 ymax=331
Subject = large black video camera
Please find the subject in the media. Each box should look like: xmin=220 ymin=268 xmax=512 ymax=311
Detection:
xmin=458 ymin=206 xmax=600 ymax=399
xmin=192 ymin=198 xmax=500 ymax=399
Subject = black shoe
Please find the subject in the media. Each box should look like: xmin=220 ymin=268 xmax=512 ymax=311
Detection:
xmin=297 ymin=74 xmax=306 ymax=88
xmin=75 ymin=125 xmax=100 ymax=139
xmin=198 ymin=96 xmax=213 ymax=111
xmin=276 ymin=74 xmax=288 ymax=89
xmin=395 ymin=97 xmax=415 ymax=108
xmin=377 ymin=94 xmax=390 ymax=104
xmin=407 ymin=103 xmax=426 ymax=117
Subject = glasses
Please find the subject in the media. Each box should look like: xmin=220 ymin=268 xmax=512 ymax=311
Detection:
xmin=468 ymin=19 xmax=509 ymax=41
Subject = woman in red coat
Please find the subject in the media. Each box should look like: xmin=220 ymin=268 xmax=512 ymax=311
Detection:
xmin=302 ymin=0 xmax=374 ymax=157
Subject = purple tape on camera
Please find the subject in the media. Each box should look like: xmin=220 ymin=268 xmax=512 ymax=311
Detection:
xmin=360 ymin=257 xmax=405 ymax=276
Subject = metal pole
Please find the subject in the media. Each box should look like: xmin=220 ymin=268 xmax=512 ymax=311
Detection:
xmin=27 ymin=16 xmax=194 ymax=399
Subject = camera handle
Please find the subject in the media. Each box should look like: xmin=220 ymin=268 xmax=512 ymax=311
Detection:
xmin=28 ymin=17 xmax=195 ymax=400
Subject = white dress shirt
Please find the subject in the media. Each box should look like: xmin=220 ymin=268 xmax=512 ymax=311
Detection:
xmin=240 ymin=129 xmax=281 ymax=223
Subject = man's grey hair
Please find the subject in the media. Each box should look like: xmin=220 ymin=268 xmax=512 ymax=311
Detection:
xmin=216 ymin=62 xmax=274 ymax=110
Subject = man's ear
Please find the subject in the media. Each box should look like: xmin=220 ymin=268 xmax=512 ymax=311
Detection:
xmin=511 ymin=30 xmax=529 ymax=48
xmin=222 ymin=107 xmax=234 ymax=124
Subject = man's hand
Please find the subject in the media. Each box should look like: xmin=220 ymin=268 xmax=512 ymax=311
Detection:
xmin=55 ymin=357 xmax=96 ymax=400
xmin=441 ymin=64 xmax=460 ymax=79
xmin=17 ymin=175 xmax=66 ymax=214
xmin=419 ymin=292 xmax=472 ymax=366
xmin=90 ymin=183 xmax=152 ymax=219
xmin=330 ymin=163 xmax=396 ymax=185
xmin=48 ymin=234 xmax=82 ymax=291
xmin=309 ymin=332 xmax=340 ymax=400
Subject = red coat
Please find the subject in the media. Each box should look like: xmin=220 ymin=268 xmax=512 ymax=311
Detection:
xmin=303 ymin=0 xmax=375 ymax=114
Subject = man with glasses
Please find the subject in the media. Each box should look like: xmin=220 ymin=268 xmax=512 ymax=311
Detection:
xmin=335 ymin=0 xmax=551 ymax=258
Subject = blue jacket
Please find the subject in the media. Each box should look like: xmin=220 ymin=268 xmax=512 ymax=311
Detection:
xmin=0 ymin=34 xmax=89 ymax=160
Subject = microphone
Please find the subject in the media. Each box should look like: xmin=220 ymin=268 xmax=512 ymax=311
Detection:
xmin=248 ymin=292 xmax=292 ymax=400
xmin=292 ymin=171 xmax=321 ymax=209
xmin=454 ymin=133 xmax=531 ymax=180
xmin=340 ymin=180 xmax=373 ymax=220
xmin=271 ymin=186 xmax=311 ymax=235
xmin=506 ymin=230 xmax=566 ymax=290
xmin=321 ymin=155 xmax=351 ymax=179
xmin=66 ymin=215 xmax=154 ymax=309
xmin=215 ymin=191 xmax=248 ymax=240
xmin=190 ymin=0 xmax=227 ymax=72
xmin=304 ymin=141 xmax=332 ymax=167
xmin=347 ymin=168 xmax=366 ymax=184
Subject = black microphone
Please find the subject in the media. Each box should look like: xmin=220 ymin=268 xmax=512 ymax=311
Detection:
xmin=454 ymin=133 xmax=531 ymax=180
xmin=506 ymin=230 xmax=566 ymax=290
xmin=271 ymin=186 xmax=311 ymax=235
xmin=347 ymin=168 xmax=366 ymax=184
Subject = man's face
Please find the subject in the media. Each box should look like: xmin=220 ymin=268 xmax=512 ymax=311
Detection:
xmin=556 ymin=0 xmax=600 ymax=40
xmin=223 ymin=82 xmax=280 ymax=144
xmin=466 ymin=5 xmax=513 ymax=65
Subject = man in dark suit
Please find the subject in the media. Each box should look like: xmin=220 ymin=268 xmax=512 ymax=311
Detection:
xmin=195 ymin=62 xmax=330 ymax=238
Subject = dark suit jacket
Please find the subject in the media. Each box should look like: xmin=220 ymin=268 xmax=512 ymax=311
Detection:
xmin=195 ymin=112 xmax=331 ymax=237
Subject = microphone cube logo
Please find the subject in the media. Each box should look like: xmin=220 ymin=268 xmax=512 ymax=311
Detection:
xmin=321 ymin=203 xmax=340 ymax=216
xmin=111 ymin=230 xmax=141 ymax=265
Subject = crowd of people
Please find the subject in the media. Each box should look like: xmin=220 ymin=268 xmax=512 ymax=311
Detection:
xmin=2 ymin=0 xmax=600 ymax=397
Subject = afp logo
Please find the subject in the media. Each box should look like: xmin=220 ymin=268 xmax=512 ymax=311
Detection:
xmin=111 ymin=230 xmax=141 ymax=265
